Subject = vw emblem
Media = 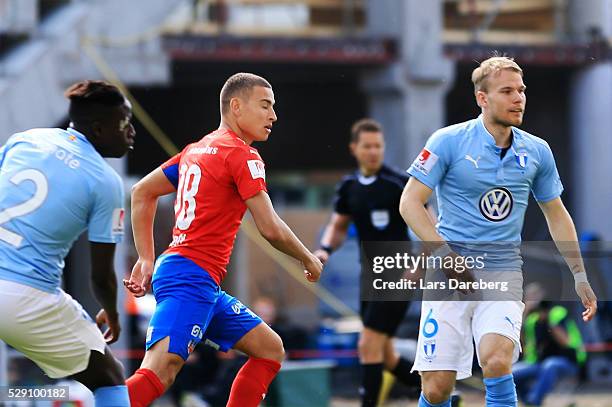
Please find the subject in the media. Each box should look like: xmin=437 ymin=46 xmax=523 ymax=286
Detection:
xmin=480 ymin=187 xmax=513 ymax=222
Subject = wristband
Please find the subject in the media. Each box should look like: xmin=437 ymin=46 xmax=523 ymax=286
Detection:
xmin=320 ymin=245 xmax=334 ymax=255
xmin=573 ymin=271 xmax=588 ymax=284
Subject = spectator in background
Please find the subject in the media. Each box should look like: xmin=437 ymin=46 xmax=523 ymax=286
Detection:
xmin=252 ymin=296 xmax=308 ymax=356
xmin=513 ymin=301 xmax=587 ymax=406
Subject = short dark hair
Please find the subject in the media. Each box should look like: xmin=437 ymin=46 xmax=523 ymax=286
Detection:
xmin=350 ymin=118 xmax=383 ymax=143
xmin=220 ymin=73 xmax=272 ymax=114
xmin=65 ymin=80 xmax=125 ymax=123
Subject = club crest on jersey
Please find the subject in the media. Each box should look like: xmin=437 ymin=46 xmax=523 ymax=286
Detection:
xmin=423 ymin=340 xmax=437 ymax=362
xmin=412 ymin=148 xmax=439 ymax=175
xmin=515 ymin=152 xmax=528 ymax=168
xmin=187 ymin=339 xmax=197 ymax=355
xmin=480 ymin=187 xmax=513 ymax=222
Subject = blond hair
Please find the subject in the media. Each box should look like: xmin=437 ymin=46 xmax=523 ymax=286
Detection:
xmin=471 ymin=56 xmax=523 ymax=93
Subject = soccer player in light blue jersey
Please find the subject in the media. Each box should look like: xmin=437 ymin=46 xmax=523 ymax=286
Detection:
xmin=399 ymin=57 xmax=597 ymax=407
xmin=0 ymin=80 xmax=135 ymax=406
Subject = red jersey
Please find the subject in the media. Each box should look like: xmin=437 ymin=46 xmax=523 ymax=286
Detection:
xmin=160 ymin=129 xmax=267 ymax=284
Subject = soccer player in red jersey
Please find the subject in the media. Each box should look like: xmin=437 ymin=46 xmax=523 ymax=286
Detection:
xmin=123 ymin=73 xmax=323 ymax=407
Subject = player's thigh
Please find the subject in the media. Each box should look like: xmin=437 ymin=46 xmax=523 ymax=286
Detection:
xmin=146 ymin=258 xmax=221 ymax=364
xmin=71 ymin=347 xmax=125 ymax=390
xmin=0 ymin=281 xmax=108 ymax=379
xmin=140 ymin=291 xmax=217 ymax=387
xmin=204 ymin=293 xmax=282 ymax=361
xmin=233 ymin=323 xmax=284 ymax=362
xmin=473 ymin=300 xmax=523 ymax=368
xmin=145 ymin=295 xmax=216 ymax=364
xmin=413 ymin=301 xmax=475 ymax=380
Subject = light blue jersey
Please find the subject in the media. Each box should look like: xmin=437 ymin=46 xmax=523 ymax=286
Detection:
xmin=0 ymin=128 xmax=124 ymax=293
xmin=408 ymin=115 xmax=563 ymax=269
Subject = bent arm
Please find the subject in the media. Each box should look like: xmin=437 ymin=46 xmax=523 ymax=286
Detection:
xmin=246 ymin=191 xmax=313 ymax=263
xmin=131 ymin=167 xmax=176 ymax=261
xmin=399 ymin=177 xmax=445 ymax=247
xmin=90 ymin=242 xmax=119 ymax=317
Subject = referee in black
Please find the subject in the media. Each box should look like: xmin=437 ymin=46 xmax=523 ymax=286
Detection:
xmin=314 ymin=118 xmax=420 ymax=407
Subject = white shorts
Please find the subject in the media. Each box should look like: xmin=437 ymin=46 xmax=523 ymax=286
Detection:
xmin=411 ymin=300 xmax=524 ymax=380
xmin=0 ymin=280 xmax=106 ymax=378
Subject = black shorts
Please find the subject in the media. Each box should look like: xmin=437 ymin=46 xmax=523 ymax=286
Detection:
xmin=360 ymin=300 xmax=410 ymax=336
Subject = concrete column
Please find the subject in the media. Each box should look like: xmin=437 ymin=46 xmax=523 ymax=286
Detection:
xmin=0 ymin=0 xmax=37 ymax=34
xmin=570 ymin=63 xmax=612 ymax=240
xmin=567 ymin=0 xmax=612 ymax=40
xmin=361 ymin=0 xmax=454 ymax=169
xmin=567 ymin=0 xmax=612 ymax=240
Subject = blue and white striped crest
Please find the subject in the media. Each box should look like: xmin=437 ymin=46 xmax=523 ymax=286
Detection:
xmin=515 ymin=152 xmax=528 ymax=168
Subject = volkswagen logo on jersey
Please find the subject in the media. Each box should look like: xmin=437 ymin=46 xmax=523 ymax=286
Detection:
xmin=480 ymin=187 xmax=513 ymax=222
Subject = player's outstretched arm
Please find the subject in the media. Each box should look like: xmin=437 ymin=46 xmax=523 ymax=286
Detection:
xmin=124 ymin=167 xmax=176 ymax=297
xmin=90 ymin=242 xmax=121 ymax=344
xmin=246 ymin=191 xmax=323 ymax=282
xmin=313 ymin=213 xmax=351 ymax=264
xmin=539 ymin=198 xmax=598 ymax=321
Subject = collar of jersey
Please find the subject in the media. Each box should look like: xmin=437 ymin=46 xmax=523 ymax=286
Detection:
xmin=355 ymin=164 xmax=388 ymax=185
xmin=476 ymin=114 xmax=524 ymax=154
xmin=218 ymin=127 xmax=247 ymax=145
xmin=357 ymin=173 xmax=377 ymax=185
xmin=66 ymin=127 xmax=93 ymax=146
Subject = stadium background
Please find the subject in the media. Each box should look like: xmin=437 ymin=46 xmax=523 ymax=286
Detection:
xmin=0 ymin=0 xmax=611 ymax=405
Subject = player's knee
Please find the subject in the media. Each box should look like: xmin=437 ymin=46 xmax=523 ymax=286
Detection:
xmin=268 ymin=332 xmax=285 ymax=363
xmin=358 ymin=331 xmax=385 ymax=361
xmin=258 ymin=329 xmax=285 ymax=363
xmin=422 ymin=386 xmax=452 ymax=404
xmin=105 ymin=357 xmax=126 ymax=385
xmin=157 ymin=357 xmax=184 ymax=389
xmin=358 ymin=338 xmax=380 ymax=360
xmin=357 ymin=336 xmax=368 ymax=354
xmin=86 ymin=350 xmax=125 ymax=388
xmin=482 ymin=354 xmax=512 ymax=377
xmin=422 ymin=374 xmax=453 ymax=403
xmin=383 ymin=350 xmax=399 ymax=371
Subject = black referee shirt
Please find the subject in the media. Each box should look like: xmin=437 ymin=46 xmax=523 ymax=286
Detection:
xmin=333 ymin=165 xmax=410 ymax=242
